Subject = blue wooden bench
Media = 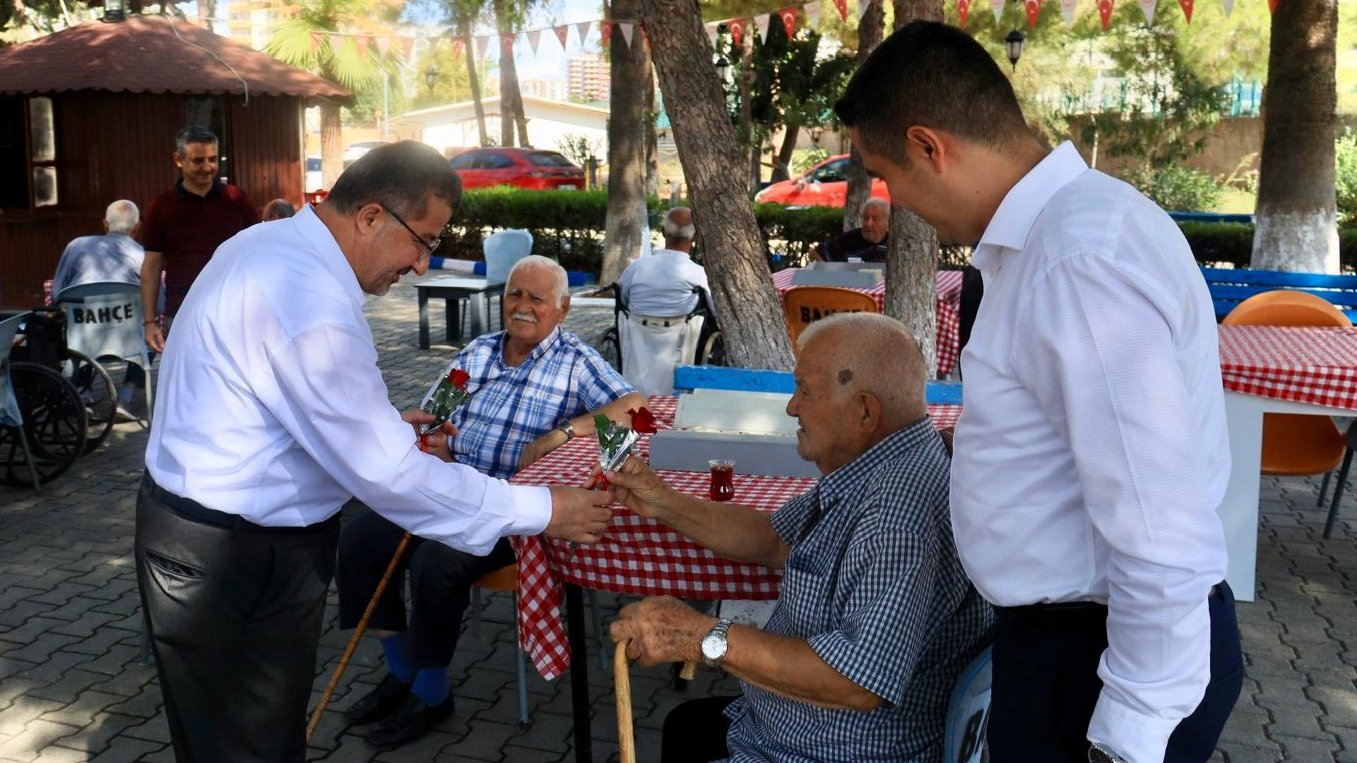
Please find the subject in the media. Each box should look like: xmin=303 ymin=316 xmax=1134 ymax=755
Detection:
xmin=1200 ymin=267 xmax=1357 ymax=322
xmin=672 ymin=365 xmax=963 ymax=404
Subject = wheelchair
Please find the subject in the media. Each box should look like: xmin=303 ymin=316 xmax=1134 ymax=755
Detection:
xmin=12 ymin=307 xmax=117 ymax=453
xmin=598 ymin=285 xmax=724 ymax=375
xmin=1 ymin=312 xmax=89 ymax=490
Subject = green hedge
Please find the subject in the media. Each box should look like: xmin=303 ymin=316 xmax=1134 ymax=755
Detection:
xmin=443 ymin=188 xmax=1357 ymax=277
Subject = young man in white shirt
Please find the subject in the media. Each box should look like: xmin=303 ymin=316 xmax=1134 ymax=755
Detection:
xmin=833 ymin=21 xmax=1242 ymax=763
xmin=136 ymin=141 xmax=613 ymax=763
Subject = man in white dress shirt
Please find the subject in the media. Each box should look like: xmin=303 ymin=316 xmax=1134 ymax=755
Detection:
xmin=136 ymin=141 xmax=613 ymax=763
xmin=834 ymin=22 xmax=1242 ymax=763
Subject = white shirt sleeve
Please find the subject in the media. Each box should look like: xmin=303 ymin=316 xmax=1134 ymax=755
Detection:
xmin=1010 ymin=255 xmax=1224 ymax=763
xmin=264 ymin=321 xmax=551 ymax=555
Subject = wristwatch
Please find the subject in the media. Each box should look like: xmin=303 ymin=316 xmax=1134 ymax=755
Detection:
xmin=555 ymin=417 xmax=575 ymax=440
xmin=700 ymin=618 xmax=733 ymax=669
xmin=1088 ymin=743 xmax=1128 ymax=763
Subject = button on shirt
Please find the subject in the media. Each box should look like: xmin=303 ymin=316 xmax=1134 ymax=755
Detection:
xmin=144 ymin=206 xmax=551 ymax=554
xmin=443 ymin=327 xmax=635 ymax=479
xmin=724 ymin=419 xmax=994 ymax=762
xmin=951 ymin=142 xmax=1230 ymax=763
xmin=615 ymin=248 xmax=713 ymax=317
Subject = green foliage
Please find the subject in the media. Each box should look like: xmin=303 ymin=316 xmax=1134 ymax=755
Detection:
xmin=1336 ymin=129 xmax=1357 ymax=223
xmin=556 ymin=133 xmax=604 ymax=167
xmin=1124 ymin=165 xmax=1222 ymax=212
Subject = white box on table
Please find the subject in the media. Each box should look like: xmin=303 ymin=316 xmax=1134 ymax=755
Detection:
xmin=790 ymin=268 xmax=883 ymax=289
xmin=649 ymin=390 xmax=817 ymax=478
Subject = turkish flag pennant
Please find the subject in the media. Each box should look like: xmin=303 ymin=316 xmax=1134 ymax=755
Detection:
xmin=753 ymin=14 xmax=770 ymax=43
xmin=990 ymin=0 xmax=1005 ymax=23
xmin=1178 ymin=0 xmax=1193 ymax=20
xmin=575 ymin=21 xmax=593 ymax=43
xmin=780 ymin=8 xmax=798 ymax=38
xmin=957 ymin=0 xmax=971 ymax=25
xmin=554 ymin=25 xmax=570 ymax=49
xmin=353 ymin=35 xmax=369 ymax=56
xmin=375 ymin=36 xmax=392 ymax=56
xmin=501 ymin=32 xmax=517 ymax=53
xmin=1267 ymin=0 xmax=1278 ymax=11
xmin=1059 ymin=0 xmax=1076 ymax=24
xmin=1097 ymin=0 xmax=1114 ymax=28
xmin=619 ymin=21 xmax=635 ymax=49
xmin=729 ymin=18 xmax=745 ymax=47
xmin=1024 ymin=0 xmax=1040 ymax=27
xmin=400 ymin=36 xmax=415 ymax=57
xmin=526 ymin=29 xmax=542 ymax=55
xmin=600 ymin=20 xmax=612 ymax=45
xmin=1137 ymin=0 xmax=1157 ymax=23
xmin=1220 ymin=0 xmax=1233 ymax=15
xmin=833 ymin=0 xmax=848 ymax=19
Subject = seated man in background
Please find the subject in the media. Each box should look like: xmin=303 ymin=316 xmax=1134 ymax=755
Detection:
xmin=261 ymin=198 xmax=296 ymax=221
xmin=51 ymin=199 xmax=148 ymax=417
xmin=337 ymin=254 xmax=644 ymax=752
xmin=809 ymin=197 xmax=891 ymax=263
xmin=613 ymin=207 xmax=715 ymax=394
xmin=608 ymin=312 xmax=994 ymax=763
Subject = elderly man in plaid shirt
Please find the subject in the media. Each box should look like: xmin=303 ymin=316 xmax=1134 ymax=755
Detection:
xmin=608 ymin=313 xmax=994 ymax=763
xmin=336 ymin=255 xmax=643 ymax=752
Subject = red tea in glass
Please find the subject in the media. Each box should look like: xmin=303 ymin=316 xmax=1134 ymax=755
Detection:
xmin=709 ymin=459 xmax=735 ymax=502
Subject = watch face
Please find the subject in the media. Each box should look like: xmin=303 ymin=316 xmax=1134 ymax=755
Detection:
xmin=701 ymin=633 xmax=725 ymax=660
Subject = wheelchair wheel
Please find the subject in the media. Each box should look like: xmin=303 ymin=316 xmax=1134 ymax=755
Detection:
xmin=65 ymin=350 xmax=116 ymax=454
xmin=0 ymin=362 xmax=87 ymax=488
xmin=599 ymin=327 xmax=622 ymax=373
xmin=697 ymin=330 xmax=725 ymax=367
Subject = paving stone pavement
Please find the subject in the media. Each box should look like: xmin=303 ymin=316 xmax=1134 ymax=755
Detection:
xmin=2 ymin=278 xmax=1355 ymax=762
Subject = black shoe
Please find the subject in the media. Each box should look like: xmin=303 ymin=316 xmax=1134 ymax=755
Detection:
xmin=344 ymin=673 xmax=410 ymax=724
xmin=363 ymin=694 xmax=455 ymax=751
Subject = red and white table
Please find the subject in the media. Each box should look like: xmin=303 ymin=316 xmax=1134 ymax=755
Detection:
xmin=1217 ymin=324 xmax=1357 ymax=601
xmin=770 ymin=269 xmax=964 ymax=377
xmin=508 ymin=395 xmax=961 ymax=761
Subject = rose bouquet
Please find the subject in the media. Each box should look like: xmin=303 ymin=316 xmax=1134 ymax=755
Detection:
xmin=419 ymin=366 xmax=471 ymax=438
xmin=594 ymin=406 xmax=658 ymax=473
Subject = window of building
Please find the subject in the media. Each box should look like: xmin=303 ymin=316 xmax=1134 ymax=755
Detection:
xmin=0 ymin=96 xmax=59 ymax=210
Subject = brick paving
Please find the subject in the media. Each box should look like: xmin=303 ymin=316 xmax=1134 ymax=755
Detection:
xmin=1 ymin=278 xmax=1355 ymax=762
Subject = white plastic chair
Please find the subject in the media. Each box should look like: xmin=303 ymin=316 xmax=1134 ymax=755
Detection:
xmin=55 ymin=282 xmax=154 ymax=424
xmin=484 ymin=229 xmax=534 ymax=285
xmin=1 ymin=312 xmax=42 ymax=494
xmin=943 ymin=646 xmax=992 ymax=763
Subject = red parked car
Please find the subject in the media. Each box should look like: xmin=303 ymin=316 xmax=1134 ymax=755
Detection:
xmin=753 ymin=154 xmax=891 ymax=207
xmin=448 ymin=147 xmax=586 ymax=191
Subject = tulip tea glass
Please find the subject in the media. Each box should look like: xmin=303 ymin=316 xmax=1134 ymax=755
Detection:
xmin=709 ymin=459 xmax=735 ymax=502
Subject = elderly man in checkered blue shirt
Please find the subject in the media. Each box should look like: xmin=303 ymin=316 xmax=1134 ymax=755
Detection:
xmin=336 ymin=255 xmax=643 ymax=752
xmin=608 ymin=312 xmax=994 ymax=763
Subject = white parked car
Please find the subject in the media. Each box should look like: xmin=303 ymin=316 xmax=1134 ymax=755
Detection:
xmin=305 ymin=156 xmax=323 ymax=193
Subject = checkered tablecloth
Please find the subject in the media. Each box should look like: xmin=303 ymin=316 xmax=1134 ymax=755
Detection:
xmin=1217 ymin=324 xmax=1357 ymax=410
xmin=770 ymin=269 xmax=963 ymax=377
xmin=508 ymin=395 xmax=962 ymax=679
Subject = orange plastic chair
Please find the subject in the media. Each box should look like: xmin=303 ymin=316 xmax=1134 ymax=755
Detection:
xmin=782 ymin=286 xmax=880 ymax=345
xmin=1223 ymin=289 xmax=1349 ymax=478
xmin=469 ymin=563 xmax=531 ymax=725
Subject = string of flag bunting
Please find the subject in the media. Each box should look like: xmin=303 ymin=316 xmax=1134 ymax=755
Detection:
xmin=308 ymin=0 xmax=1273 ymax=61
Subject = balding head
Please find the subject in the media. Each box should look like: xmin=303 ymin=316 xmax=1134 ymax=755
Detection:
xmin=661 ymin=207 xmax=695 ymax=251
xmin=104 ymin=200 xmax=139 ymax=235
xmin=788 ymin=313 xmax=927 ymax=472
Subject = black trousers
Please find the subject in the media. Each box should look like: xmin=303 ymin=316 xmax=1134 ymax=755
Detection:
xmin=336 ymin=510 xmax=515 ymax=669
xmin=134 ymin=474 xmax=339 ymax=763
xmin=988 ymin=583 xmax=1244 ymax=763
xmin=660 ymin=695 xmax=737 ymax=763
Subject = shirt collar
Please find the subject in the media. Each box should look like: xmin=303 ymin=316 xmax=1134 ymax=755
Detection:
xmin=173 ymin=178 xmax=225 ymax=200
xmin=293 ymin=205 xmax=364 ymax=307
xmin=494 ymin=325 xmax=565 ymax=367
xmin=972 ymin=141 xmax=1087 ymax=271
xmin=816 ymin=416 xmax=937 ymax=508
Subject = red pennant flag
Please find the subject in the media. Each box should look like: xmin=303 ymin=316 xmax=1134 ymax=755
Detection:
xmin=833 ymin=0 xmax=848 ymax=20
xmin=1097 ymin=0 xmax=1114 ymax=28
xmin=451 ymin=37 xmax=464 ymax=58
xmin=958 ymin=0 xmax=971 ymax=25
xmin=501 ymin=32 xmax=516 ymax=53
xmin=554 ymin=25 xmax=570 ymax=50
xmin=1024 ymin=0 xmax=1041 ymax=26
xmin=779 ymin=8 xmax=797 ymax=38
xmin=729 ymin=18 xmax=745 ymax=48
xmin=1178 ymin=0 xmax=1193 ymax=20
xmin=1267 ymin=0 xmax=1278 ymax=11
xmin=600 ymin=20 xmax=612 ymax=45
xmin=400 ymin=36 xmax=415 ymax=57
xmin=353 ymin=35 xmax=369 ymax=56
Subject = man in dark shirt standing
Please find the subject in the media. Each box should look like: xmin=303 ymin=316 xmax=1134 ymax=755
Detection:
xmin=139 ymin=126 xmax=258 ymax=352
xmin=809 ymin=198 xmax=891 ymax=263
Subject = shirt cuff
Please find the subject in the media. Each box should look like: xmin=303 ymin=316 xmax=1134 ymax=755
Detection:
xmin=1087 ymin=690 xmax=1178 ymax=763
xmin=503 ymin=484 xmax=552 ymax=536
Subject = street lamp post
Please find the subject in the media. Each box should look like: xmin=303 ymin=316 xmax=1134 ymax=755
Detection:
xmin=102 ymin=0 xmax=126 ymax=22
xmin=1004 ymin=30 xmax=1026 ymax=72
xmin=424 ymin=67 xmax=438 ymax=93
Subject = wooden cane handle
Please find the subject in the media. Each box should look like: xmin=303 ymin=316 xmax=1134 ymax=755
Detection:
xmin=678 ymin=660 xmax=698 ymax=680
xmin=615 ymin=640 xmax=636 ymax=763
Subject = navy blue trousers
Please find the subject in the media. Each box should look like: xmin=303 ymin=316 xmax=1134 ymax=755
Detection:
xmin=988 ymin=582 xmax=1243 ymax=763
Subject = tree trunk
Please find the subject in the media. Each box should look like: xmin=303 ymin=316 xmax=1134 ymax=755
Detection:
xmin=738 ymin=35 xmax=757 ymax=194
xmin=495 ymin=0 xmax=528 ymax=147
xmin=843 ymin=0 xmax=884 ymax=230
xmin=645 ymin=86 xmax=660 ymax=198
xmin=640 ymin=0 xmax=795 ymax=371
xmin=882 ymin=0 xmax=943 ymax=375
xmin=320 ymin=100 xmax=344 ymax=187
xmin=601 ymin=0 xmax=653 ymax=286
xmin=1251 ymin=0 xmax=1338 ymax=273
xmin=460 ymin=18 xmax=490 ymax=147
xmin=771 ymin=124 xmax=798 ymax=182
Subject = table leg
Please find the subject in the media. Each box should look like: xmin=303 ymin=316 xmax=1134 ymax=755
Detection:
xmin=446 ymin=298 xmax=459 ymax=344
xmin=417 ymin=290 xmax=431 ymax=350
xmin=1222 ymin=392 xmax=1264 ymax=602
xmin=565 ymin=584 xmax=592 ymax=763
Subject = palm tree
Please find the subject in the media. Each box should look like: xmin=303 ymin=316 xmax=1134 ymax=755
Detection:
xmin=493 ymin=0 xmax=531 ymax=147
xmin=601 ymin=0 xmax=655 ymax=286
xmin=266 ymin=0 xmax=387 ymax=186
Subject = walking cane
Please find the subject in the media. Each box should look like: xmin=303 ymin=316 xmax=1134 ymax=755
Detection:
xmin=615 ymin=640 xmax=698 ymax=763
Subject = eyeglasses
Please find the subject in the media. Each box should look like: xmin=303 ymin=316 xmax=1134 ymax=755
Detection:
xmin=381 ymin=203 xmax=443 ymax=260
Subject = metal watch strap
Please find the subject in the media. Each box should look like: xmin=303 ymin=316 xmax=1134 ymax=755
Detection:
xmin=701 ymin=618 xmax=733 ymax=668
xmin=557 ymin=418 xmax=575 ymax=440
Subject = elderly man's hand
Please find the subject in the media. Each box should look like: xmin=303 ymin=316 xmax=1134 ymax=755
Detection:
xmin=518 ymin=428 xmax=569 ymax=471
xmin=400 ymin=407 xmax=458 ymax=461
xmin=545 ymin=486 xmax=613 ymax=544
xmin=609 ymin=596 xmax=713 ymax=666
xmin=606 ymin=458 xmax=676 ymax=520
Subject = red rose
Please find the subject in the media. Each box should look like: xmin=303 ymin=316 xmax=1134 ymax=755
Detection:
xmin=627 ymin=406 xmax=658 ymax=434
xmin=448 ymin=368 xmax=471 ymax=390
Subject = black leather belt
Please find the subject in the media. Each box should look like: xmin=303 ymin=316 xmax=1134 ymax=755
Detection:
xmin=996 ymin=584 xmax=1224 ymax=624
xmin=142 ymin=474 xmax=338 ymax=536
